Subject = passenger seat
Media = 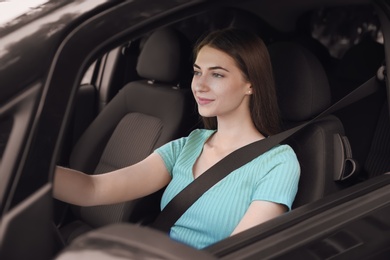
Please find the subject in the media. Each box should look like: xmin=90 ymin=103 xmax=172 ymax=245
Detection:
xmin=329 ymin=38 xmax=386 ymax=179
xmin=268 ymin=42 xmax=356 ymax=208
xmin=59 ymin=28 xmax=197 ymax=243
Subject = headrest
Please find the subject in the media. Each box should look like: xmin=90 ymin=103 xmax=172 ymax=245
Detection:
xmin=136 ymin=28 xmax=189 ymax=83
xmin=268 ymin=42 xmax=331 ymax=122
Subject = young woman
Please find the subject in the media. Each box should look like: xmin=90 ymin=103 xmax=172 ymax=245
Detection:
xmin=54 ymin=28 xmax=300 ymax=249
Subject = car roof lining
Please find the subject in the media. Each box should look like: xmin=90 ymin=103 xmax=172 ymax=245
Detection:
xmin=224 ymin=0 xmax=372 ymax=32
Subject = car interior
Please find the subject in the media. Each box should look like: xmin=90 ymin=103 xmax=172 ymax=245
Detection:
xmin=53 ymin=1 xmax=389 ymax=252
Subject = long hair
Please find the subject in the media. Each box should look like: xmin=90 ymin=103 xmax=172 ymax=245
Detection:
xmin=194 ymin=28 xmax=281 ymax=136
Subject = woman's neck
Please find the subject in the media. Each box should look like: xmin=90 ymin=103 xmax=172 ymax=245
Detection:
xmin=208 ymin=117 xmax=264 ymax=151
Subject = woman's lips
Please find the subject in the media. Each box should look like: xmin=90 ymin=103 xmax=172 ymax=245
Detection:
xmin=197 ymin=97 xmax=214 ymax=105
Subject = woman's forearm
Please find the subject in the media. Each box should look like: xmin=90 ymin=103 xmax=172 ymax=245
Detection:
xmin=53 ymin=153 xmax=171 ymax=206
xmin=53 ymin=166 xmax=98 ymax=206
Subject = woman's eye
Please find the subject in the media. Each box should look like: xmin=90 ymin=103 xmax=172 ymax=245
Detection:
xmin=212 ymin=73 xmax=224 ymax=78
xmin=193 ymin=71 xmax=201 ymax=76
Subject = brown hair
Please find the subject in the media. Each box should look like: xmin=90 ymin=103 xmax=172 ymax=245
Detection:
xmin=194 ymin=28 xmax=280 ymax=136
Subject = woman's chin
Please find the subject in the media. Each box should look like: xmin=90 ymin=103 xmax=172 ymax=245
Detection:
xmin=198 ymin=110 xmax=215 ymax=118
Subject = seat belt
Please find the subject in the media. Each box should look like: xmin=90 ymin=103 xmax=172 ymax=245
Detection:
xmin=151 ymin=74 xmax=384 ymax=233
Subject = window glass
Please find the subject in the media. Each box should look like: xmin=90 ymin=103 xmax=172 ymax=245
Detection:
xmin=80 ymin=62 xmax=96 ymax=85
xmin=310 ymin=6 xmax=382 ymax=58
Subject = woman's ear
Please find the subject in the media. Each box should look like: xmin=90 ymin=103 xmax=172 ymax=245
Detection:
xmin=246 ymin=85 xmax=253 ymax=95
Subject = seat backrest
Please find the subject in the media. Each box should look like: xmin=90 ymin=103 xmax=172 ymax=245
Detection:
xmin=268 ymin=42 xmax=350 ymax=208
xmin=328 ymin=38 xmax=386 ymax=177
xmin=68 ymin=28 xmax=197 ymax=229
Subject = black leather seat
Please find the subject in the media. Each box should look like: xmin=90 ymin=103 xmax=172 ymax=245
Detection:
xmin=268 ymin=42 xmax=353 ymax=208
xmin=59 ymin=28 xmax=197 ymax=243
xmin=329 ymin=38 xmax=387 ymax=179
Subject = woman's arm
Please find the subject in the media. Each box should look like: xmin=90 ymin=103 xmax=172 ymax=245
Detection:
xmin=53 ymin=152 xmax=171 ymax=207
xmin=230 ymin=200 xmax=286 ymax=236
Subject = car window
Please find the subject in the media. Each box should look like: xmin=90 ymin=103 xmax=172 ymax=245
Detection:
xmin=80 ymin=62 xmax=96 ymax=85
xmin=309 ymin=6 xmax=383 ymax=58
xmin=0 ymin=0 xmax=49 ymax=26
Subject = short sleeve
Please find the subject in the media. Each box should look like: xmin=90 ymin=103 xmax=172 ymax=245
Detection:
xmin=154 ymin=136 xmax=187 ymax=175
xmin=252 ymin=145 xmax=300 ymax=210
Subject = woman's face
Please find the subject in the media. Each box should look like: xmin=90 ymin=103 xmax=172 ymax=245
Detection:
xmin=192 ymin=45 xmax=252 ymax=119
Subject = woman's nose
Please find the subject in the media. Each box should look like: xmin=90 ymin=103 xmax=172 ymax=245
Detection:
xmin=192 ymin=76 xmax=208 ymax=92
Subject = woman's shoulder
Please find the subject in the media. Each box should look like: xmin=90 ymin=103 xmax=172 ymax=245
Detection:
xmin=270 ymin=143 xmax=296 ymax=155
xmin=163 ymin=129 xmax=215 ymax=150
xmin=250 ymin=144 xmax=300 ymax=183
xmin=261 ymin=143 xmax=299 ymax=164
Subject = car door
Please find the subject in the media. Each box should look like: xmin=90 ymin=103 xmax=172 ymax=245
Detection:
xmin=0 ymin=1 xmax=202 ymax=259
xmin=0 ymin=1 xmax=121 ymax=259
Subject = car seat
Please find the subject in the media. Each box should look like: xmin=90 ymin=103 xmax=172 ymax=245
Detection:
xmin=59 ymin=28 xmax=197 ymax=243
xmin=268 ymin=42 xmax=356 ymax=208
xmin=328 ymin=37 xmax=387 ymax=179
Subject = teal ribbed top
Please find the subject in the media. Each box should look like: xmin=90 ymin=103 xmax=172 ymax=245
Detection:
xmin=155 ymin=129 xmax=300 ymax=249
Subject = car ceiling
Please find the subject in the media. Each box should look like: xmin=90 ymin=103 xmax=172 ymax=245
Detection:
xmin=224 ymin=0 xmax=372 ymax=32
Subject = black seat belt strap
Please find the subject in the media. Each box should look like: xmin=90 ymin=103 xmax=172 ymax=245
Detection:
xmin=151 ymin=75 xmax=383 ymax=233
